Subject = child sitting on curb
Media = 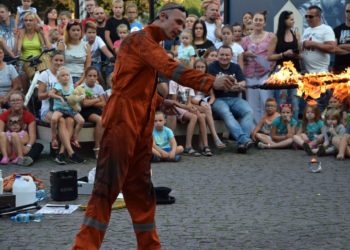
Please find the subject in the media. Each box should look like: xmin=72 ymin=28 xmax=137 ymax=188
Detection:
xmin=152 ymin=111 xmax=183 ymax=162
xmin=252 ymin=97 xmax=280 ymax=144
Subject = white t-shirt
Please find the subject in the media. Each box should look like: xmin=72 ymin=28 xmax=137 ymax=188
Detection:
xmin=302 ymin=24 xmax=336 ymax=73
xmin=205 ymin=21 xmax=220 ymax=44
xmin=215 ymin=42 xmax=244 ymax=64
xmin=0 ymin=64 xmax=18 ymax=96
xmin=169 ymin=80 xmax=195 ymax=104
xmin=83 ymin=35 xmax=106 ymax=63
xmin=37 ymin=69 xmax=58 ymax=118
xmin=81 ymin=82 xmax=105 ymax=97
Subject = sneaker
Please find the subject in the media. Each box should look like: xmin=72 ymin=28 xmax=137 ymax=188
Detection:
xmin=317 ymin=145 xmax=326 ymax=157
xmin=237 ymin=140 xmax=254 ymax=154
xmin=54 ymin=153 xmax=67 ymax=165
xmin=152 ymin=155 xmax=161 ymax=162
xmin=68 ymin=153 xmax=85 ymax=164
xmin=237 ymin=144 xmax=247 ymax=154
xmin=245 ymin=140 xmax=255 ymax=150
xmin=325 ymin=146 xmax=336 ymax=155
xmin=11 ymin=157 xmax=19 ymax=164
xmin=257 ymin=142 xmax=268 ymax=149
xmin=303 ymin=142 xmax=313 ymax=156
xmin=173 ymin=155 xmax=181 ymax=162
xmin=17 ymin=156 xmax=34 ymax=166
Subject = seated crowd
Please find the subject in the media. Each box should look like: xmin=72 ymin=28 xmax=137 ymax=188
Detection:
xmin=0 ymin=0 xmax=350 ymax=166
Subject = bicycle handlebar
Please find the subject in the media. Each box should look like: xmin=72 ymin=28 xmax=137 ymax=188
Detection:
xmin=8 ymin=48 xmax=56 ymax=67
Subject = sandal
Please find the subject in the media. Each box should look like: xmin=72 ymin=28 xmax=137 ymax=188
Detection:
xmin=183 ymin=147 xmax=201 ymax=157
xmin=214 ymin=138 xmax=226 ymax=149
xmin=201 ymin=146 xmax=213 ymax=156
xmin=93 ymin=147 xmax=100 ymax=159
xmin=51 ymin=137 xmax=59 ymax=149
xmin=71 ymin=138 xmax=81 ymax=148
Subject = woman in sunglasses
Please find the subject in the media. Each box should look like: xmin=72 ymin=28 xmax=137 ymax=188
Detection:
xmin=57 ymin=20 xmax=91 ymax=86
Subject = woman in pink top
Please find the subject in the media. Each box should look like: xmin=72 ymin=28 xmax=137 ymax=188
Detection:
xmin=241 ymin=11 xmax=275 ymax=124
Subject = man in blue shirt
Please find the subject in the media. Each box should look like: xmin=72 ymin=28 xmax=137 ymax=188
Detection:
xmin=208 ymin=45 xmax=254 ymax=153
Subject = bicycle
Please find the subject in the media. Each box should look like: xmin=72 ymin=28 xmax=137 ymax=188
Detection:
xmin=9 ymin=48 xmax=55 ymax=116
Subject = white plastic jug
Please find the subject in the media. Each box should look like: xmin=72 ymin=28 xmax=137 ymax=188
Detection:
xmin=12 ymin=175 xmax=37 ymax=207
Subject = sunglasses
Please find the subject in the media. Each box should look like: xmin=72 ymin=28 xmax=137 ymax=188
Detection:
xmin=9 ymin=119 xmax=20 ymax=125
xmin=346 ymin=10 xmax=350 ymax=13
xmin=305 ymin=15 xmax=317 ymax=19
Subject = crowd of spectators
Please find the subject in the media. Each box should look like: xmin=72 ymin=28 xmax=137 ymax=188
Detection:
xmin=0 ymin=0 xmax=350 ymax=166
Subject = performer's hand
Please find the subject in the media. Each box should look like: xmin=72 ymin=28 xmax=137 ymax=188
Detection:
xmin=213 ymin=75 xmax=236 ymax=91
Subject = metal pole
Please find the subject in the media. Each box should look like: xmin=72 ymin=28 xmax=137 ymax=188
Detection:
xmin=74 ymin=0 xmax=79 ymax=19
xmin=149 ymin=0 xmax=155 ymax=23
xmin=223 ymin=0 xmax=229 ymax=24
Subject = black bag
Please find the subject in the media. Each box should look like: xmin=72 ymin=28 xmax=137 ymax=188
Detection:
xmin=154 ymin=187 xmax=175 ymax=205
xmin=50 ymin=170 xmax=77 ymax=201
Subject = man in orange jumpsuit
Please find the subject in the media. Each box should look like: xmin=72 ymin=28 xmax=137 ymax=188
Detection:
xmin=73 ymin=3 xmax=235 ymax=250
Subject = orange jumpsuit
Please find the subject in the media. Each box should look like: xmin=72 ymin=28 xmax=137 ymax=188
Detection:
xmin=73 ymin=25 xmax=215 ymax=250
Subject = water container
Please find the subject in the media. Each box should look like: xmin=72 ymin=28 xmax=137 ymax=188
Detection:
xmin=12 ymin=175 xmax=37 ymax=207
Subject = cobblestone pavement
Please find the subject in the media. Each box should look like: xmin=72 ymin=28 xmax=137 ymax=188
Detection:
xmin=0 ymin=142 xmax=350 ymax=250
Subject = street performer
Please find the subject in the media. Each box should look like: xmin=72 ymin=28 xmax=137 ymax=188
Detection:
xmin=73 ymin=3 xmax=236 ymax=249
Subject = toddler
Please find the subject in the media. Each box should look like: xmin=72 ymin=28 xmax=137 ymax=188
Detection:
xmin=15 ymin=0 xmax=41 ymax=31
xmin=113 ymin=24 xmax=130 ymax=56
xmin=0 ymin=114 xmax=30 ymax=164
xmin=48 ymin=28 xmax=60 ymax=48
xmin=257 ymin=103 xmax=297 ymax=149
xmin=49 ymin=66 xmax=85 ymax=150
xmin=321 ymin=95 xmax=342 ymax=119
xmin=58 ymin=11 xmax=72 ymax=36
xmin=293 ymin=104 xmax=324 ymax=155
xmin=177 ymin=29 xmax=196 ymax=67
xmin=252 ymin=97 xmax=280 ymax=144
xmin=152 ymin=111 xmax=183 ymax=162
xmin=316 ymin=109 xmax=346 ymax=156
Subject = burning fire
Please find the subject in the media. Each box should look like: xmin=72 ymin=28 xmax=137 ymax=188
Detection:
xmin=265 ymin=61 xmax=350 ymax=102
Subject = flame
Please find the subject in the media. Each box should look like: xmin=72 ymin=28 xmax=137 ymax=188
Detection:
xmin=307 ymin=99 xmax=318 ymax=106
xmin=310 ymin=157 xmax=318 ymax=163
xmin=266 ymin=61 xmax=350 ymax=102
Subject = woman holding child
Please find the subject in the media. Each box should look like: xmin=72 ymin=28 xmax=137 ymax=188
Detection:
xmin=37 ymin=50 xmax=83 ymax=164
